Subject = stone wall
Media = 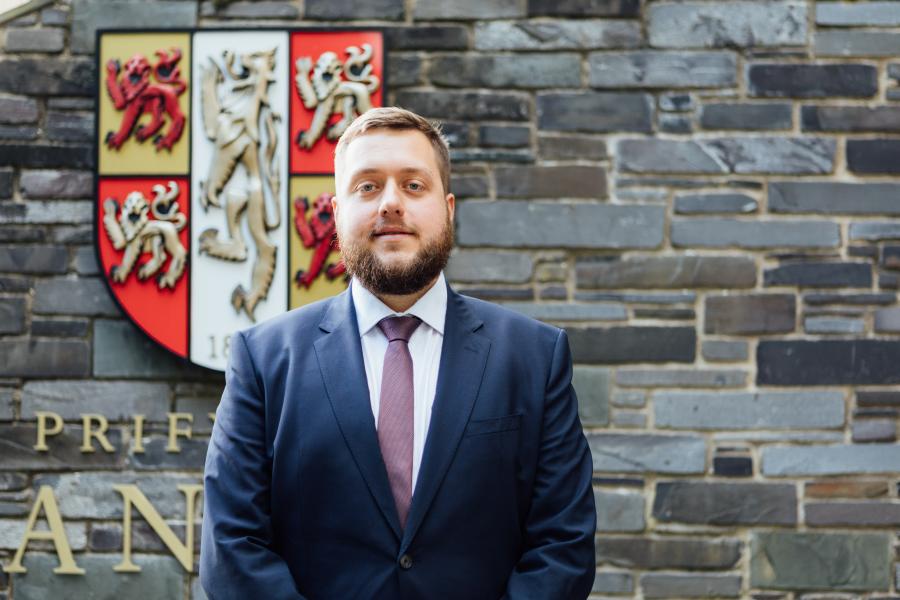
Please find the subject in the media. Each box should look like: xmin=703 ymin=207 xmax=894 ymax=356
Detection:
xmin=1 ymin=0 xmax=900 ymax=597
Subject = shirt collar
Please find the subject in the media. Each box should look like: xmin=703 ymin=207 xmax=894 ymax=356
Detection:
xmin=351 ymin=271 xmax=447 ymax=337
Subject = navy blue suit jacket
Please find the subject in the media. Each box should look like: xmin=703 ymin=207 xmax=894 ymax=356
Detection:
xmin=200 ymin=283 xmax=596 ymax=599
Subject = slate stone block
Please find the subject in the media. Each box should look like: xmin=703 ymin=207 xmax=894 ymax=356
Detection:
xmin=0 ymin=201 xmax=91 ymax=225
xmin=0 ymin=144 xmax=95 ymax=170
xmin=805 ymin=316 xmax=865 ymax=334
xmin=618 ymin=137 xmax=835 ymax=174
xmin=817 ymin=1 xmax=900 ymax=26
xmin=430 ymin=53 xmax=581 ymax=88
xmin=658 ymin=113 xmax=691 ymax=134
xmin=574 ymin=366 xmax=609 ymax=426
xmin=816 ymin=31 xmax=900 ymax=57
xmin=804 ymin=106 xmax=900 ymax=133
xmin=702 ymin=340 xmax=749 ymax=362
xmin=446 ymin=250 xmax=533 ymax=284
xmin=449 ymin=174 xmax=487 ymax=199
xmin=596 ymin=488 xmax=644 ymax=532
xmin=713 ymin=455 xmax=753 ymax=477
xmin=0 ymin=245 xmax=68 ymax=274
xmin=129 ymin=437 xmax=208 ymax=471
xmin=858 ymin=392 xmax=900 ymax=407
xmin=538 ymin=134 xmax=607 ymax=160
xmin=675 ymin=193 xmax=757 ymax=214
xmin=475 ymin=20 xmax=641 ymax=51
xmin=806 ymin=479 xmax=888 ymax=498
xmin=588 ymin=433 xmax=706 ymax=474
xmin=528 ymin=0 xmax=639 ymax=17
xmin=672 ymin=219 xmax=839 ymax=248
xmin=0 ymin=339 xmax=90 ymax=377
xmin=0 ymin=298 xmax=25 ymax=335
xmin=654 ymin=391 xmax=844 ymax=430
xmin=478 ymin=125 xmax=530 ymax=148
xmin=764 ymin=262 xmax=872 ymax=288
xmin=758 ymin=340 xmax=900 ymax=385
xmin=384 ymin=26 xmax=469 ymax=51
xmin=567 ymin=326 xmax=695 ymax=363
xmin=764 ymin=443 xmax=900 ymax=477
xmin=0 ymin=96 xmax=39 ymax=124
xmin=387 ymin=55 xmax=422 ymax=88
xmin=617 ymin=370 xmax=746 ymax=388
xmin=415 ymin=0 xmax=524 ymax=19
xmin=850 ymin=222 xmax=900 ymax=241
xmin=641 ymin=573 xmax=742 ymax=598
xmin=450 ymin=149 xmax=533 ymax=163
xmin=31 ymin=318 xmax=90 ymax=337
xmin=4 ymin=28 xmax=65 ymax=53
xmin=589 ymin=51 xmax=737 ymax=88
xmin=770 ymin=181 xmax=900 ymax=214
xmin=537 ymin=92 xmax=653 ymax=133
xmin=20 ymin=170 xmax=93 ymax=199
xmin=852 ymin=418 xmax=897 ymax=443
xmin=93 ymin=319 xmax=206 ymax=379
xmin=33 ymin=277 xmax=119 ymax=316
xmin=0 ymin=274 xmax=33 ymax=291
xmin=495 ymin=165 xmax=605 ymax=198
xmin=700 ymin=103 xmax=792 ymax=130
xmin=748 ymin=64 xmax=878 ymax=98
xmin=21 ymin=380 xmax=170 ymax=421
xmin=750 ymin=532 xmax=891 ymax=590
xmin=649 ymin=1 xmax=805 ymax=48
xmin=848 ymin=139 xmax=900 ymax=174
xmin=592 ymin=571 xmax=633 ymax=594
xmin=806 ymin=502 xmax=900 ymax=527
xmin=0 ymin=523 xmax=86 ymax=552
xmin=0 ymin=59 xmax=94 ymax=96
xmin=597 ymin=536 xmax=740 ymax=569
xmin=0 ymin=424 xmax=123 ymax=470
xmin=0 ymin=169 xmax=11 ymax=199
xmin=705 ymin=294 xmax=795 ymax=335
xmin=577 ymin=256 xmax=757 ymax=290
xmin=457 ymin=201 xmax=664 ymax=249
xmin=71 ymin=0 xmax=197 ymax=53
xmin=201 ymin=0 xmax=300 ymax=18
xmin=503 ymin=302 xmax=626 ymax=322
xmin=396 ymin=91 xmax=529 ymax=121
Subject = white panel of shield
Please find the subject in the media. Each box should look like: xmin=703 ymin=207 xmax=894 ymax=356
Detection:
xmin=190 ymin=31 xmax=289 ymax=371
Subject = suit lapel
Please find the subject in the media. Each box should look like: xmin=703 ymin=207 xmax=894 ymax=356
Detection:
xmin=313 ymin=290 xmax=403 ymax=540
xmin=402 ymin=288 xmax=491 ymax=549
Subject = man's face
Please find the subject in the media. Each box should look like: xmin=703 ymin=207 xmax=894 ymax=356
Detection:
xmin=333 ymin=128 xmax=455 ymax=296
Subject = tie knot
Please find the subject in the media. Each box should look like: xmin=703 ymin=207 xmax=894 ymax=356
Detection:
xmin=377 ymin=315 xmax=421 ymax=343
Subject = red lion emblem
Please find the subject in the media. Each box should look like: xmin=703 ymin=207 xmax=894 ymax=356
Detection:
xmin=294 ymin=193 xmax=346 ymax=289
xmin=105 ymin=48 xmax=187 ymax=152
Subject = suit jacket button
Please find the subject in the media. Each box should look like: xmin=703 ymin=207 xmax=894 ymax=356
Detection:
xmin=399 ymin=554 xmax=413 ymax=570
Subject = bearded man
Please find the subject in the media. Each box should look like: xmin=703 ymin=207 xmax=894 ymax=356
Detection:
xmin=200 ymin=107 xmax=596 ymax=599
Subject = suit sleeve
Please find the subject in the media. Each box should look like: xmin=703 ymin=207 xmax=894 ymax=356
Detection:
xmin=200 ymin=331 xmax=307 ymax=600
xmin=503 ymin=329 xmax=597 ymax=600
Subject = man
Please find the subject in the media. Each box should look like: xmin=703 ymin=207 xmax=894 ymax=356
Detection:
xmin=200 ymin=107 xmax=596 ymax=599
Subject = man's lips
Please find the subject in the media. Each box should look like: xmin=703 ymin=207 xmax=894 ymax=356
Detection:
xmin=372 ymin=228 xmax=414 ymax=237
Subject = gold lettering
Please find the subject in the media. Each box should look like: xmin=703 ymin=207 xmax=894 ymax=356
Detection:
xmin=132 ymin=414 xmax=145 ymax=454
xmin=3 ymin=486 xmax=84 ymax=575
xmin=166 ymin=413 xmax=193 ymax=453
xmin=112 ymin=484 xmax=203 ymax=573
xmin=33 ymin=411 xmax=63 ymax=452
xmin=80 ymin=414 xmax=115 ymax=453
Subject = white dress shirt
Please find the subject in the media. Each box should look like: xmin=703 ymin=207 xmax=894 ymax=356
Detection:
xmin=351 ymin=272 xmax=447 ymax=491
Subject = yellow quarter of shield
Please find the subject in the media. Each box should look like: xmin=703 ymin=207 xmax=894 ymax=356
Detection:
xmin=289 ymin=176 xmax=348 ymax=310
xmin=98 ymin=32 xmax=191 ymax=175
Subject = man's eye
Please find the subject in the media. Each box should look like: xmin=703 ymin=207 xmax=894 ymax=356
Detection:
xmin=358 ymin=183 xmax=376 ymax=193
xmin=408 ymin=182 xmax=423 ymax=191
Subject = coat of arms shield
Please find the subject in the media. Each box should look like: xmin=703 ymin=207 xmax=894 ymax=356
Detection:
xmin=94 ymin=28 xmax=385 ymax=371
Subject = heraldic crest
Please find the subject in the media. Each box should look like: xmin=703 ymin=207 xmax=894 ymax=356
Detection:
xmin=95 ymin=29 xmax=385 ymax=371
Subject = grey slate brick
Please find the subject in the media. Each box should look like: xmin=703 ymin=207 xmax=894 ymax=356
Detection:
xmin=93 ymin=319 xmax=204 ymax=379
xmin=750 ymin=532 xmax=891 ymax=590
xmin=20 ymin=170 xmax=93 ymax=199
xmin=648 ymin=1 xmax=806 ymax=48
xmin=763 ymin=444 xmax=900 ymax=476
xmin=875 ymin=307 xmax=900 ymax=333
xmin=654 ymin=391 xmax=844 ymax=430
xmin=0 ymin=201 xmax=92 ymax=225
xmin=0 ymin=245 xmax=68 ymax=274
xmin=817 ymin=1 xmax=900 ymax=26
xmin=618 ymin=137 xmax=835 ymax=174
xmin=415 ymin=0 xmax=524 ymax=19
xmin=850 ymin=222 xmax=900 ymax=241
xmin=816 ymin=31 xmax=900 ymax=58
xmin=702 ymin=340 xmax=748 ymax=362
xmin=672 ymin=219 xmax=840 ymax=249
xmin=475 ymin=20 xmax=641 ymax=51
xmin=457 ymin=201 xmax=664 ymax=249
xmin=429 ymin=53 xmax=581 ymax=88
xmin=31 ymin=317 xmax=90 ymax=337
xmin=202 ymin=0 xmax=302 ymax=18
xmin=617 ymin=369 xmax=746 ymax=388
xmin=595 ymin=488 xmax=644 ymax=532
xmin=748 ymin=64 xmax=878 ymax=98
xmin=0 ymin=339 xmax=90 ymax=377
xmin=641 ymin=573 xmax=742 ymax=598
xmin=0 ymin=96 xmax=39 ymax=124
xmin=385 ymin=26 xmax=469 ymax=51
xmin=589 ymin=51 xmax=737 ymax=88
xmin=445 ymin=250 xmax=533 ymax=284
xmin=705 ymin=294 xmax=795 ymax=334
xmin=387 ymin=55 xmax=422 ymax=88
xmin=803 ymin=106 xmax=900 ymax=132
xmin=478 ymin=125 xmax=530 ymax=148
xmin=495 ymin=165 xmax=605 ymax=198
xmin=771 ymin=181 xmax=900 ymax=214
xmin=758 ymin=340 xmax=900 ymax=385
xmin=592 ymin=571 xmax=633 ymax=594
xmin=71 ymin=0 xmax=197 ymax=53
xmin=852 ymin=418 xmax=897 ymax=443
xmin=574 ymin=366 xmax=610 ymax=426
xmin=675 ymin=193 xmax=757 ymax=214
xmin=538 ymin=134 xmax=607 ymax=160
xmin=0 ymin=298 xmax=25 ymax=335
xmin=597 ymin=535 xmax=741 ymax=569
xmin=503 ymin=302 xmax=626 ymax=322
xmin=847 ymin=139 xmax=900 ymax=174
xmin=805 ymin=316 xmax=865 ymax=334
xmin=568 ymin=326 xmax=695 ymax=363
xmin=538 ymin=92 xmax=653 ymax=133
xmin=45 ymin=111 xmax=94 ymax=142
xmin=33 ymin=277 xmax=119 ymax=316
xmin=21 ymin=380 xmax=170 ymax=421
xmin=658 ymin=113 xmax=691 ymax=134
xmin=4 ymin=28 xmax=65 ymax=53
xmin=577 ymin=255 xmax=756 ymax=289
xmin=764 ymin=262 xmax=872 ymax=288
xmin=700 ymin=103 xmax=792 ymax=130
xmin=396 ymin=90 xmax=530 ymax=121
xmin=806 ymin=502 xmax=900 ymax=527
xmin=588 ymin=433 xmax=706 ymax=474
xmin=450 ymin=173 xmax=488 ymax=198
xmin=0 ymin=143 xmax=94 ymax=169
xmin=529 ymin=0 xmax=639 ymax=17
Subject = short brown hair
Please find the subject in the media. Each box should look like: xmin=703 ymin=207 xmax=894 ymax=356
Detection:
xmin=334 ymin=106 xmax=451 ymax=194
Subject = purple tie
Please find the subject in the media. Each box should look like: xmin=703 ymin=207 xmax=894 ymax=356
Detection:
xmin=377 ymin=315 xmax=421 ymax=528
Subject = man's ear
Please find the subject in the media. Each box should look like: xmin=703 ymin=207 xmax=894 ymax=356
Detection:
xmin=331 ymin=195 xmax=340 ymax=222
xmin=446 ymin=193 xmax=455 ymax=222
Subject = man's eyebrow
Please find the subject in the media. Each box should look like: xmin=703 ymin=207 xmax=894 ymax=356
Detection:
xmin=347 ymin=167 xmax=434 ymax=180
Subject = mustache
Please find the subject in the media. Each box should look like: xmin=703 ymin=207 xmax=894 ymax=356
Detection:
xmin=369 ymin=219 xmax=417 ymax=238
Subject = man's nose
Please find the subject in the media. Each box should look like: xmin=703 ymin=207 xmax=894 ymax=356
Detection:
xmin=379 ymin=180 xmax=404 ymax=216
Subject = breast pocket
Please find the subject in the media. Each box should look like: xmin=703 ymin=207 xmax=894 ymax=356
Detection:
xmin=464 ymin=413 xmax=522 ymax=437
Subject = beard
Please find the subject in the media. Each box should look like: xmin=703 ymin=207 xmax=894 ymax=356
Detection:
xmin=338 ymin=213 xmax=454 ymax=296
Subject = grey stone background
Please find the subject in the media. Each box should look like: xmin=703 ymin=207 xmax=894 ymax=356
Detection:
xmin=1 ymin=0 xmax=900 ymax=597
